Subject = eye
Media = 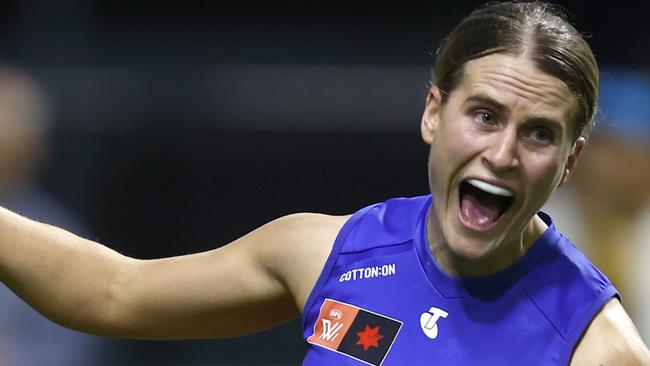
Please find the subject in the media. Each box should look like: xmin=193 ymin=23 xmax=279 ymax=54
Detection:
xmin=530 ymin=127 xmax=555 ymax=144
xmin=473 ymin=110 xmax=496 ymax=126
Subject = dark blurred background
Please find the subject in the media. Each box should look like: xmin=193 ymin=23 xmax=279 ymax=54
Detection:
xmin=0 ymin=0 xmax=648 ymax=365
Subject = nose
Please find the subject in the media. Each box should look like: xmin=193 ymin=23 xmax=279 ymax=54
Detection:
xmin=481 ymin=129 xmax=519 ymax=172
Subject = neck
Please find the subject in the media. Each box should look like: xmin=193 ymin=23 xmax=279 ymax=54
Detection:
xmin=427 ymin=209 xmax=547 ymax=277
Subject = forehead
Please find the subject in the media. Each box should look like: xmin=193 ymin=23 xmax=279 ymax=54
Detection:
xmin=453 ymin=53 xmax=576 ymax=125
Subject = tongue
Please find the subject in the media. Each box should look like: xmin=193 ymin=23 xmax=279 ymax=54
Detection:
xmin=460 ymin=189 xmax=503 ymax=227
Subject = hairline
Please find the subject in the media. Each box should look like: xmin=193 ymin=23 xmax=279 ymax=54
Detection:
xmin=437 ymin=48 xmax=584 ymax=142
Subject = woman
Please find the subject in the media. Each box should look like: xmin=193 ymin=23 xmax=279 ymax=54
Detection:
xmin=0 ymin=1 xmax=648 ymax=365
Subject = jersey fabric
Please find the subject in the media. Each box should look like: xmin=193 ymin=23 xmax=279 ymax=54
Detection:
xmin=301 ymin=195 xmax=618 ymax=365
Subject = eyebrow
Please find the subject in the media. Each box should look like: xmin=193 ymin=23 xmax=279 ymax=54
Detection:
xmin=464 ymin=94 xmax=564 ymax=132
xmin=465 ymin=95 xmax=509 ymax=114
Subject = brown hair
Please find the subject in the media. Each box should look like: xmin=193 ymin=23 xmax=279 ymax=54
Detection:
xmin=433 ymin=1 xmax=598 ymax=140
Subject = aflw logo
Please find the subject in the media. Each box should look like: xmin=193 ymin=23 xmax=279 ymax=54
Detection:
xmin=308 ymin=299 xmax=403 ymax=366
xmin=420 ymin=306 xmax=449 ymax=339
xmin=319 ymin=319 xmax=344 ymax=341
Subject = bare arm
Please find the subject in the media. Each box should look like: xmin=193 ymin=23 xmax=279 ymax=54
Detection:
xmin=0 ymin=206 xmax=347 ymax=339
xmin=571 ymin=298 xmax=650 ymax=365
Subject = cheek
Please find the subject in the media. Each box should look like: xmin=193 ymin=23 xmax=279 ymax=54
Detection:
xmin=523 ymin=154 xmax=565 ymax=197
xmin=434 ymin=121 xmax=478 ymax=160
xmin=428 ymin=122 xmax=479 ymax=193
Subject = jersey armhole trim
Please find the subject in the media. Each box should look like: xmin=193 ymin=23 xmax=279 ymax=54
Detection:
xmin=300 ymin=203 xmax=377 ymax=329
xmin=557 ymin=285 xmax=620 ymax=365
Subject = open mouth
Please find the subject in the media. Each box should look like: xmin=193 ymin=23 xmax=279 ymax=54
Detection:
xmin=458 ymin=179 xmax=514 ymax=230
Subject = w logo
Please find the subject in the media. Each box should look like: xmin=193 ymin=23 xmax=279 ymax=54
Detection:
xmin=308 ymin=299 xmax=403 ymax=366
xmin=320 ymin=319 xmax=344 ymax=342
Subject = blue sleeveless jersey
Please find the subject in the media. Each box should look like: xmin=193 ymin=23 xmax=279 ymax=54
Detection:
xmin=301 ymin=195 xmax=618 ymax=365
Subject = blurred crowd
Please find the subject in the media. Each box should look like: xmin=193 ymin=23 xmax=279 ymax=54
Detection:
xmin=544 ymin=69 xmax=650 ymax=345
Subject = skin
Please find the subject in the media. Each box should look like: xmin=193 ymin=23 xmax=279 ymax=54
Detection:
xmin=573 ymin=298 xmax=650 ymax=365
xmin=0 ymin=209 xmax=346 ymax=338
xmin=0 ymin=53 xmax=647 ymax=363
xmin=420 ymin=53 xmax=584 ymax=276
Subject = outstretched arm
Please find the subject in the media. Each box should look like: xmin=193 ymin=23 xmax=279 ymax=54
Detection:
xmin=0 ymin=206 xmax=346 ymax=339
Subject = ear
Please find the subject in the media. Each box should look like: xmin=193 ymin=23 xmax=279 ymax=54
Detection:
xmin=559 ymin=137 xmax=586 ymax=186
xmin=421 ymin=86 xmax=443 ymax=145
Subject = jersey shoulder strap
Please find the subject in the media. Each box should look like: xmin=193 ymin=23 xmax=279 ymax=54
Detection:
xmin=301 ymin=195 xmax=430 ymax=323
xmin=520 ymin=215 xmax=619 ymax=364
xmin=338 ymin=195 xmax=430 ymax=254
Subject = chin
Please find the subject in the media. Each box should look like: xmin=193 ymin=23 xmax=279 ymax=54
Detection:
xmin=444 ymin=227 xmax=499 ymax=261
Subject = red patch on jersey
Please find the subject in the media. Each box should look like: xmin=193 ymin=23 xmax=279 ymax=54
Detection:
xmin=356 ymin=325 xmax=384 ymax=351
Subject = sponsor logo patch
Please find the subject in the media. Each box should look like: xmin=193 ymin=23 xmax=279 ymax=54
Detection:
xmin=339 ymin=264 xmax=396 ymax=282
xmin=307 ymin=298 xmax=402 ymax=366
xmin=420 ymin=306 xmax=449 ymax=339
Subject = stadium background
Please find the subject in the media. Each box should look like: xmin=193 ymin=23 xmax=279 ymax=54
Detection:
xmin=0 ymin=0 xmax=648 ymax=364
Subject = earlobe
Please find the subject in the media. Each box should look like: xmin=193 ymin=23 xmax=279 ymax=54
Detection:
xmin=560 ymin=168 xmax=571 ymax=185
xmin=420 ymin=116 xmax=435 ymax=144
xmin=421 ymin=86 xmax=443 ymax=145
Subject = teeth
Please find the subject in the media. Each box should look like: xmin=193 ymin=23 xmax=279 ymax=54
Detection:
xmin=467 ymin=179 xmax=514 ymax=197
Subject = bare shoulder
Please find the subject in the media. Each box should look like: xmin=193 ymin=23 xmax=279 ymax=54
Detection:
xmin=253 ymin=212 xmax=351 ymax=312
xmin=571 ymin=298 xmax=650 ymax=365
